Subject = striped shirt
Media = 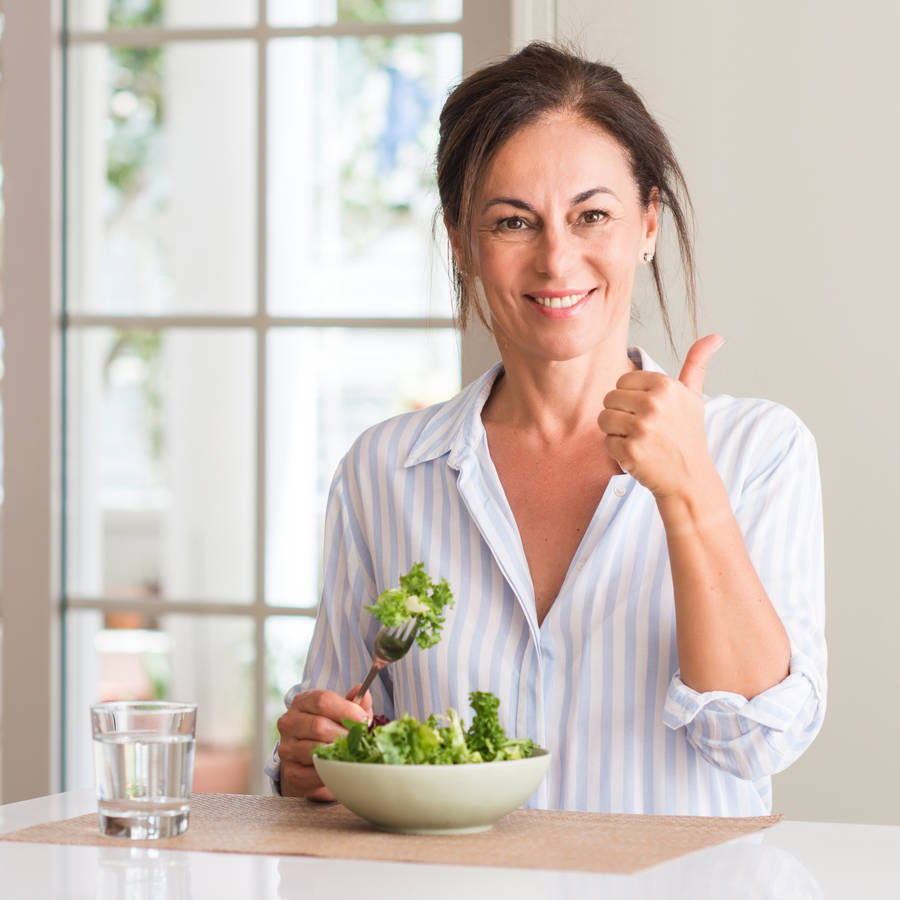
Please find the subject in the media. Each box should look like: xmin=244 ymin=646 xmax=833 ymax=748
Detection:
xmin=267 ymin=347 xmax=826 ymax=815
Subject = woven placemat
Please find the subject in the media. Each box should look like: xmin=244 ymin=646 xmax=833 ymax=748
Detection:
xmin=0 ymin=793 xmax=782 ymax=874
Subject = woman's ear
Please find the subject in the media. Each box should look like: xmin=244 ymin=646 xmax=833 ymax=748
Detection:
xmin=643 ymin=188 xmax=660 ymax=246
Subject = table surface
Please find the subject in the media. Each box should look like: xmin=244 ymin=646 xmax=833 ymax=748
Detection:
xmin=1 ymin=791 xmax=897 ymax=899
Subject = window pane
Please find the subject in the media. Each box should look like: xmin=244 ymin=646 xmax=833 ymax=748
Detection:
xmin=70 ymin=0 xmax=257 ymax=30
xmin=67 ymin=328 xmax=255 ymax=602
xmin=65 ymin=611 xmax=257 ymax=794
xmin=267 ymin=34 xmax=461 ymax=316
xmin=67 ymin=42 xmax=256 ymax=313
xmin=269 ymin=0 xmax=462 ymax=27
xmin=264 ymin=615 xmax=316 ymax=752
xmin=266 ymin=327 xmax=459 ymax=606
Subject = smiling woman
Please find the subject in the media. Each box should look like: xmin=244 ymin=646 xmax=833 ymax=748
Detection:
xmin=463 ymin=113 xmax=655 ymax=367
xmin=437 ymin=43 xmax=696 ymax=350
xmin=271 ymin=42 xmax=826 ymax=818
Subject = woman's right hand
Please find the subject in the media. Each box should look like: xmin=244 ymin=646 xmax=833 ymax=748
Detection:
xmin=276 ymin=686 xmax=373 ymax=800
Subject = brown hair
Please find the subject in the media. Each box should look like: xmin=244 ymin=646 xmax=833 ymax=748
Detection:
xmin=436 ymin=41 xmax=696 ymax=349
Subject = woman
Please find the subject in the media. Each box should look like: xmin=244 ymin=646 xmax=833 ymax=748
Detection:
xmin=269 ymin=43 xmax=826 ymax=816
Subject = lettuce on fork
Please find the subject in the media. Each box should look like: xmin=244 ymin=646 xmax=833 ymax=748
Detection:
xmin=365 ymin=562 xmax=454 ymax=650
xmin=313 ymin=691 xmax=538 ymax=765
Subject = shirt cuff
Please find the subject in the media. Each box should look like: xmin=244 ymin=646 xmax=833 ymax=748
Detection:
xmin=264 ymin=742 xmax=283 ymax=796
xmin=663 ymin=652 xmax=825 ymax=734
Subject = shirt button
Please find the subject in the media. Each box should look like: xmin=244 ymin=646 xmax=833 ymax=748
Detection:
xmin=613 ymin=484 xmax=627 ymax=498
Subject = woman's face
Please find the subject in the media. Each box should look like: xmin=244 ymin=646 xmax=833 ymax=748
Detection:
xmin=464 ymin=110 xmax=658 ymax=365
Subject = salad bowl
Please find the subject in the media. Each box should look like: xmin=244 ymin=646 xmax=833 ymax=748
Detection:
xmin=313 ymin=749 xmax=551 ymax=834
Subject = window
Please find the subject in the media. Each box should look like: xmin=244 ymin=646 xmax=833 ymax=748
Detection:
xmin=1 ymin=0 xmax=552 ymax=801
xmin=64 ymin=0 xmax=466 ymax=794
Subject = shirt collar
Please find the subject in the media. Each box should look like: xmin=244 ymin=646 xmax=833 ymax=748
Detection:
xmin=403 ymin=346 xmax=666 ymax=469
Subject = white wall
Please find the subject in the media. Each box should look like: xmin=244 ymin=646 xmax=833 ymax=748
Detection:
xmin=557 ymin=0 xmax=900 ymax=824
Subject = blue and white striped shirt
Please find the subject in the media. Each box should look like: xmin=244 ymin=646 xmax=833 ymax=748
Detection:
xmin=268 ymin=347 xmax=826 ymax=815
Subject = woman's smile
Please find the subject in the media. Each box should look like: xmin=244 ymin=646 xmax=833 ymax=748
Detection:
xmin=527 ymin=288 xmax=595 ymax=316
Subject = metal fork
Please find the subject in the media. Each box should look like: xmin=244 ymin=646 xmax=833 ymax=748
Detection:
xmin=352 ymin=620 xmax=420 ymax=704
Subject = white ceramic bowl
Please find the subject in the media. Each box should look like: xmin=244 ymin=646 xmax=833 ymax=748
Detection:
xmin=313 ymin=749 xmax=551 ymax=834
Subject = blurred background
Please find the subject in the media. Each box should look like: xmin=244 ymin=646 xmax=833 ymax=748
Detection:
xmin=2 ymin=0 xmax=898 ymax=825
xmin=60 ymin=0 xmax=463 ymax=794
xmin=2 ymin=0 xmax=485 ymax=797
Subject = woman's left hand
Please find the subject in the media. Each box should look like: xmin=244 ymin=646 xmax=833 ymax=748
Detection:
xmin=597 ymin=335 xmax=725 ymax=499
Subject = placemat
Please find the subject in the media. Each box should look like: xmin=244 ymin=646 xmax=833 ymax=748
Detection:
xmin=0 ymin=793 xmax=782 ymax=874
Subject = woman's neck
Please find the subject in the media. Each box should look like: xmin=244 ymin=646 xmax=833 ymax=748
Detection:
xmin=482 ymin=345 xmax=638 ymax=442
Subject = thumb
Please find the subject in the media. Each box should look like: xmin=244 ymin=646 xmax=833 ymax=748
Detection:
xmin=678 ymin=334 xmax=725 ymax=394
xmin=345 ymin=685 xmax=374 ymax=719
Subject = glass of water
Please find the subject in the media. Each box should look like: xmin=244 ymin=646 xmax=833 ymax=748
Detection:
xmin=91 ymin=701 xmax=198 ymax=839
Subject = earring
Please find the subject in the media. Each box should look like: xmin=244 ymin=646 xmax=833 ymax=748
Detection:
xmin=642 ymin=251 xmax=654 ymax=264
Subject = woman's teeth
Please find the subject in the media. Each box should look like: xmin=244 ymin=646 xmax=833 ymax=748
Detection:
xmin=532 ymin=292 xmax=587 ymax=309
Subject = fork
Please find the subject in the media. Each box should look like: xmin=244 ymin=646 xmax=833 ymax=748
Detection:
xmin=352 ymin=619 xmax=420 ymax=704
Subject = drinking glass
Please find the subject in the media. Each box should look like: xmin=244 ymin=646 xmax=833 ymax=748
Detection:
xmin=91 ymin=701 xmax=197 ymax=839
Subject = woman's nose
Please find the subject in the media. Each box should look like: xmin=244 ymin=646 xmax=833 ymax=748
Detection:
xmin=534 ymin=223 xmax=575 ymax=278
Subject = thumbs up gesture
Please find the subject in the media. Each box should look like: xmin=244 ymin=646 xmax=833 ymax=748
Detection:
xmin=597 ymin=335 xmax=725 ymax=499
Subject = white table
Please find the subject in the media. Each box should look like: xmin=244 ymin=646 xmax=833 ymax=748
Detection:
xmin=1 ymin=791 xmax=897 ymax=899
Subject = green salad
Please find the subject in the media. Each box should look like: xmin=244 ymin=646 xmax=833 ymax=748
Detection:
xmin=321 ymin=568 xmax=537 ymax=765
xmin=314 ymin=691 xmax=538 ymax=765
xmin=365 ymin=562 xmax=454 ymax=650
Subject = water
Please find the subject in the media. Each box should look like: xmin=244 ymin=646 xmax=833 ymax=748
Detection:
xmin=93 ymin=732 xmax=195 ymax=838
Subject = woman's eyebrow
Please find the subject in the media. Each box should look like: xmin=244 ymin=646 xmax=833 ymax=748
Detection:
xmin=480 ymin=196 xmax=535 ymax=214
xmin=572 ymin=186 xmax=619 ymax=204
xmin=481 ymin=186 xmax=619 ymax=215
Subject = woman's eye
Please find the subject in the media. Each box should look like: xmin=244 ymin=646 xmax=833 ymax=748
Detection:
xmin=498 ymin=216 xmax=529 ymax=231
xmin=580 ymin=209 xmax=609 ymax=224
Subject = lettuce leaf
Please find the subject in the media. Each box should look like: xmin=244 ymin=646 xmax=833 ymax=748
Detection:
xmin=364 ymin=562 xmax=454 ymax=650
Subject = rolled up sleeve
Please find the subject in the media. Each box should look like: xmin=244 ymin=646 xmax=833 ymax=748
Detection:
xmin=664 ymin=651 xmax=826 ymax=780
xmin=264 ymin=743 xmax=283 ymax=795
xmin=664 ymin=405 xmax=827 ymax=781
